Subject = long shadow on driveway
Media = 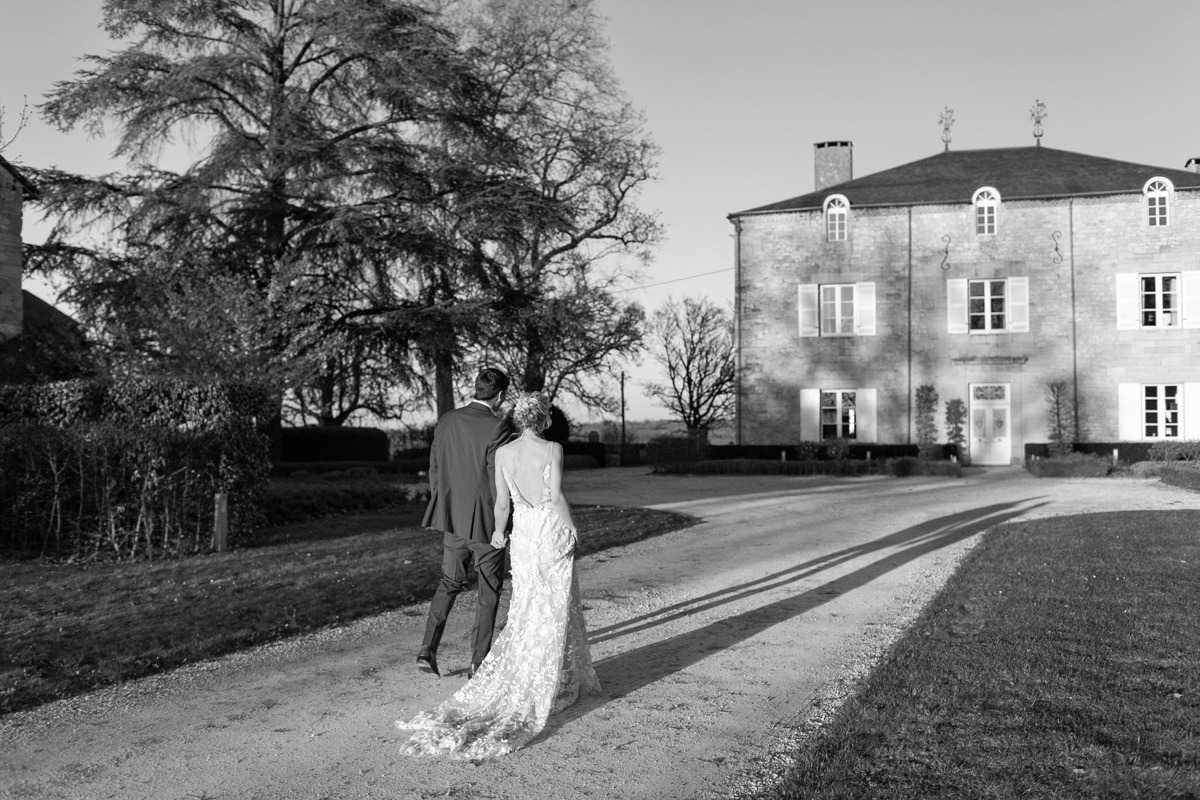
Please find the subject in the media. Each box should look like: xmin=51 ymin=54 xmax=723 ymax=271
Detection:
xmin=541 ymin=497 xmax=1046 ymax=740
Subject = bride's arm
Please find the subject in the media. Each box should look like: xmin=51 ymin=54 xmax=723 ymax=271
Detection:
xmin=547 ymin=443 xmax=577 ymax=538
xmin=491 ymin=449 xmax=511 ymax=548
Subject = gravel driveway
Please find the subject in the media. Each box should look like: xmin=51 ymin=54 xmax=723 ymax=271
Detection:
xmin=4 ymin=466 xmax=1198 ymax=800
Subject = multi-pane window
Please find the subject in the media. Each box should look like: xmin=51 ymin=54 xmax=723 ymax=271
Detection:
xmin=1146 ymin=179 xmax=1170 ymax=227
xmin=968 ymin=279 xmax=1007 ymax=331
xmin=1143 ymin=384 xmax=1180 ymax=438
xmin=825 ymin=195 xmax=848 ymax=241
xmin=820 ymin=390 xmax=856 ymax=440
xmin=820 ymin=284 xmax=856 ymax=335
xmin=1141 ymin=274 xmax=1180 ymax=328
xmin=973 ymin=188 xmax=998 ymax=235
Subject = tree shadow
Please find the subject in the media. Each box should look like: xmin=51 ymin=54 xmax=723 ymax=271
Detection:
xmin=537 ymin=497 xmax=1047 ymax=741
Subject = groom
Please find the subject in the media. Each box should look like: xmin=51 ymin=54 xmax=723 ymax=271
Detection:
xmin=416 ymin=367 xmax=514 ymax=678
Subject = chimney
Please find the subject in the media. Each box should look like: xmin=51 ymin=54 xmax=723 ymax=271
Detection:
xmin=1187 ymin=157 xmax=1200 ymax=173
xmin=814 ymin=141 xmax=853 ymax=191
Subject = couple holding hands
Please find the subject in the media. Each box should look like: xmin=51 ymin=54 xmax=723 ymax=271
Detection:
xmin=397 ymin=368 xmax=600 ymax=759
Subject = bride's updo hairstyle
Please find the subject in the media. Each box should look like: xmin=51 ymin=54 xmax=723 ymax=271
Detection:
xmin=511 ymin=391 xmax=552 ymax=434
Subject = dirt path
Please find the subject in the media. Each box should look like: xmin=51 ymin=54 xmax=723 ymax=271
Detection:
xmin=4 ymin=467 xmax=1198 ymax=800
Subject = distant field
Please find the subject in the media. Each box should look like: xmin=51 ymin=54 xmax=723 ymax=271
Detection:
xmin=575 ymin=418 xmax=735 ymax=446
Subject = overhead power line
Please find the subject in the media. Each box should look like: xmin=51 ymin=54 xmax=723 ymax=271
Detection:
xmin=618 ymin=267 xmax=733 ymax=293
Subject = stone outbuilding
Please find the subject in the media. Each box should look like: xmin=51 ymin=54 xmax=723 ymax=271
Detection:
xmin=0 ymin=153 xmax=38 ymax=342
xmin=729 ymin=142 xmax=1200 ymax=464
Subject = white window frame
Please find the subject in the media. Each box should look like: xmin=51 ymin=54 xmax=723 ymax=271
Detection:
xmin=824 ymin=194 xmax=849 ymax=242
xmin=1116 ymin=272 xmax=1200 ymax=330
xmin=1142 ymin=384 xmax=1181 ymax=439
xmin=820 ymin=284 xmax=856 ymax=336
xmin=947 ymin=277 xmax=1028 ymax=334
xmin=819 ymin=389 xmax=857 ymax=440
xmin=973 ymin=187 xmax=1000 ymax=236
xmin=1140 ymin=273 xmax=1181 ymax=328
xmin=968 ymin=278 xmax=1008 ymax=332
xmin=1144 ymin=177 xmax=1172 ymax=228
xmin=798 ymin=282 xmax=876 ymax=337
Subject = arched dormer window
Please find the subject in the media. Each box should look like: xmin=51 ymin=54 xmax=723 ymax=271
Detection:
xmin=824 ymin=194 xmax=849 ymax=242
xmin=973 ymin=187 xmax=1000 ymax=235
xmin=1144 ymin=177 xmax=1173 ymax=227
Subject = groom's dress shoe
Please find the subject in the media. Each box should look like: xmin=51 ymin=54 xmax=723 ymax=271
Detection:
xmin=416 ymin=650 xmax=440 ymax=677
xmin=467 ymin=663 xmax=481 ymax=680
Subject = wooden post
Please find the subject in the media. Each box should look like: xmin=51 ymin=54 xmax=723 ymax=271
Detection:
xmin=213 ymin=492 xmax=229 ymax=552
xmin=1113 ymin=448 xmax=1119 ymax=468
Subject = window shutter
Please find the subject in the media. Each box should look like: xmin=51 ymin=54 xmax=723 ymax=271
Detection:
xmin=854 ymin=282 xmax=876 ymax=335
xmin=946 ymin=279 xmax=968 ymax=334
xmin=798 ymin=284 xmax=819 ymax=337
xmin=1186 ymin=384 xmax=1200 ymax=438
xmin=1007 ymin=277 xmax=1029 ymax=332
xmin=1115 ymin=273 xmax=1139 ymax=330
xmin=856 ymin=387 xmax=877 ymax=442
xmin=1182 ymin=272 xmax=1200 ymax=329
xmin=799 ymin=388 xmax=820 ymax=440
xmin=1117 ymin=383 xmax=1142 ymax=440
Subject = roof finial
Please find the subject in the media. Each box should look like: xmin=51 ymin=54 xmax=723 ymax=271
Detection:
xmin=1030 ymin=99 xmax=1047 ymax=147
xmin=939 ymin=106 xmax=954 ymax=152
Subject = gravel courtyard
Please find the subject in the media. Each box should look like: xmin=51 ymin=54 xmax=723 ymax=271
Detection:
xmin=4 ymin=466 xmax=1197 ymax=800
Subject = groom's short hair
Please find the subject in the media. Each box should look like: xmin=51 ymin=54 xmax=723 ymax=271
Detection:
xmin=474 ymin=368 xmax=510 ymax=402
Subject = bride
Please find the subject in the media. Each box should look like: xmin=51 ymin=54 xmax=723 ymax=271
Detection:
xmin=397 ymin=391 xmax=600 ymax=759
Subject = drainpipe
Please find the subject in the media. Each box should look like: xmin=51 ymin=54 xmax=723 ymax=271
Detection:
xmin=907 ymin=207 xmax=913 ymax=444
xmin=1069 ymin=198 xmax=1079 ymax=441
xmin=732 ymin=217 xmax=743 ymax=445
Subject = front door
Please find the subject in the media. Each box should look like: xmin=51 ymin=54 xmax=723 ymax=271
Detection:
xmin=969 ymin=383 xmax=1012 ymax=465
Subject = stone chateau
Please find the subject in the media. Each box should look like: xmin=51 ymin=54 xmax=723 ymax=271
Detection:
xmin=728 ymin=140 xmax=1200 ymax=464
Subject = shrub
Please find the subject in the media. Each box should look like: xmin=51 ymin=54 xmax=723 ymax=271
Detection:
xmin=279 ymin=425 xmax=390 ymax=462
xmin=887 ymin=457 xmax=963 ymax=478
xmin=915 ymin=385 xmax=939 ymax=458
xmin=652 ymin=459 xmax=876 ymax=476
xmin=1158 ymin=463 xmax=1200 ymax=492
xmin=944 ymin=398 xmax=968 ymax=464
xmin=0 ymin=377 xmax=271 ymax=561
xmin=646 ymin=435 xmax=706 ymax=465
xmin=1046 ymin=381 xmax=1075 ymax=458
xmin=260 ymin=477 xmax=428 ymax=526
xmin=889 ymin=457 xmax=917 ymax=477
xmin=0 ymin=420 xmax=268 ymax=560
xmin=1147 ymin=440 xmax=1200 ymax=463
xmin=1027 ymin=452 xmax=1110 ymax=478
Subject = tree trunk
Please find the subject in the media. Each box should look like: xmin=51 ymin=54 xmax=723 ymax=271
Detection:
xmin=434 ymin=351 xmax=455 ymax=418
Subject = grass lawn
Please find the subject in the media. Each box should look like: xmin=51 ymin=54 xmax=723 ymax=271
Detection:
xmin=773 ymin=510 xmax=1200 ymax=799
xmin=0 ymin=503 xmax=694 ymax=716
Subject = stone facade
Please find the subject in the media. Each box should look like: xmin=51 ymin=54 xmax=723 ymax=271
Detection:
xmin=0 ymin=162 xmax=25 ymax=342
xmin=732 ymin=151 xmax=1200 ymax=463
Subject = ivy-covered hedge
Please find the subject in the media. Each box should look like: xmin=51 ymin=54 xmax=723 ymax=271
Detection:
xmin=0 ymin=377 xmax=271 ymax=561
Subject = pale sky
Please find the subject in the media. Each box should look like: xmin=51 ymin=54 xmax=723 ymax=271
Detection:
xmin=4 ymin=0 xmax=1200 ymax=420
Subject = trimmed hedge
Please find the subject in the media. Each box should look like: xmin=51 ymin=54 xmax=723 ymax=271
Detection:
xmin=1024 ymin=441 xmax=1153 ymax=465
xmin=0 ymin=377 xmax=271 ymax=561
xmin=1158 ymin=463 xmax=1200 ymax=492
xmin=707 ymin=443 xmax=943 ymax=461
xmin=279 ymin=425 xmax=390 ymax=462
xmin=1026 ymin=452 xmax=1112 ymax=478
xmin=261 ymin=477 xmax=429 ymax=526
xmin=386 ymin=439 xmax=607 ymax=470
xmin=655 ymin=458 xmax=963 ymax=478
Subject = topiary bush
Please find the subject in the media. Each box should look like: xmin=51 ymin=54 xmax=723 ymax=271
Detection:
xmin=1158 ymin=463 xmax=1200 ymax=492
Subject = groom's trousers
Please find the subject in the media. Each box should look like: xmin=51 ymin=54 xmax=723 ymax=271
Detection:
xmin=421 ymin=531 xmax=506 ymax=667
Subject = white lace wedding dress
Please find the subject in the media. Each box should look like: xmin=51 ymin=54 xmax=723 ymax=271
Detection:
xmin=396 ymin=451 xmax=600 ymax=759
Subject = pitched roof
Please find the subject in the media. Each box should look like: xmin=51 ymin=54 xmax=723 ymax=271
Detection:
xmin=732 ymin=146 xmax=1200 ymax=216
xmin=0 ymin=153 xmax=38 ymax=199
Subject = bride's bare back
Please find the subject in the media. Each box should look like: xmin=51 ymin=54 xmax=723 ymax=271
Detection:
xmin=493 ymin=434 xmax=575 ymax=539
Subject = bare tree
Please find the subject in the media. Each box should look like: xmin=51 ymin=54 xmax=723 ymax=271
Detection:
xmin=644 ymin=297 xmax=734 ymax=438
xmin=0 ymin=96 xmax=31 ymax=153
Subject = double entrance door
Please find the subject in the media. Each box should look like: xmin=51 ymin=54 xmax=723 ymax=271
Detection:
xmin=969 ymin=383 xmax=1011 ymax=465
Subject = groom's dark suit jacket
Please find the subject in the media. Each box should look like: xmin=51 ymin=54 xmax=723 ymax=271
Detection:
xmin=421 ymin=403 xmax=514 ymax=543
